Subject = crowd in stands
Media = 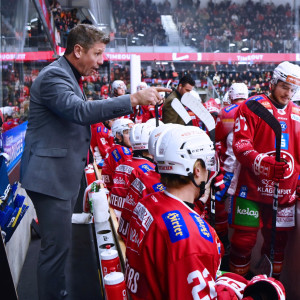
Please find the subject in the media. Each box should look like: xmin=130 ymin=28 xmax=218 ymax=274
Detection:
xmin=48 ymin=0 xmax=298 ymax=53
xmin=177 ymin=0 xmax=297 ymax=53
xmin=112 ymin=0 xmax=168 ymax=46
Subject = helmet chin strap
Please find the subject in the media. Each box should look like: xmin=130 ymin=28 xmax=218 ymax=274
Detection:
xmin=188 ymin=172 xmax=206 ymax=197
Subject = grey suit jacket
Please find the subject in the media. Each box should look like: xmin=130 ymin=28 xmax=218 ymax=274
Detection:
xmin=20 ymin=56 xmax=133 ymax=200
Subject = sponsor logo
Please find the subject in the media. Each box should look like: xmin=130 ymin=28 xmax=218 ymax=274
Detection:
xmin=280 ymin=121 xmax=287 ymax=131
xmin=122 ymin=147 xmax=132 ymax=155
xmin=239 ymin=186 xmax=248 ymax=198
xmin=292 ymin=106 xmax=300 ymax=114
xmin=101 ymin=174 xmax=110 ymax=183
xmin=113 ymin=177 xmax=126 ymax=185
xmin=189 ymin=213 xmax=213 ymax=243
xmin=97 ymin=127 xmax=102 ymax=132
xmin=162 ymin=210 xmax=189 ymax=243
xmin=237 ymin=206 xmax=258 ymax=218
xmin=110 ymin=194 xmax=126 ymax=209
xmin=112 ymin=149 xmax=121 ymax=162
xmin=158 ymin=165 xmax=173 ymax=171
xmin=260 ymin=101 xmax=272 ymax=109
xmin=138 ymin=163 xmax=154 ymax=173
xmin=291 ymin=114 xmax=300 ymax=122
xmin=152 ymin=183 xmax=165 ymax=192
xmin=116 ymin=164 xmax=134 ymax=174
xmin=134 ymin=202 xmax=153 ymax=230
xmin=125 ymin=194 xmax=136 ymax=207
xmin=277 ymin=108 xmax=286 ymax=115
xmin=237 ymin=54 xmax=264 ymax=62
xmin=278 ymin=116 xmax=288 ymax=120
xmin=280 ymin=133 xmax=289 ymax=150
xmin=224 ymin=104 xmax=238 ymax=113
xmin=132 ymin=178 xmax=146 ymax=193
xmin=248 ymin=95 xmax=264 ymax=101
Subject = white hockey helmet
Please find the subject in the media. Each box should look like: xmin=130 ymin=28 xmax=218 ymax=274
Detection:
xmin=145 ymin=118 xmax=164 ymax=127
xmin=271 ymin=61 xmax=300 ymax=89
xmin=228 ymin=83 xmax=248 ymax=101
xmin=154 ymin=125 xmax=216 ymax=176
xmin=112 ymin=80 xmax=127 ymax=92
xmin=137 ymin=82 xmax=148 ymax=91
xmin=129 ymin=123 xmax=156 ymax=151
xmin=111 ymin=118 xmax=134 ymax=137
xmin=148 ymin=123 xmax=180 ymax=157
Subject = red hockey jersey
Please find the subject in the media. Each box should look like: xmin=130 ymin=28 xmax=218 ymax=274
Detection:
xmin=125 ymin=191 xmax=222 ymax=300
xmin=90 ymin=122 xmax=114 ymax=158
xmin=118 ymin=170 xmax=164 ymax=242
xmin=232 ymin=95 xmax=300 ymax=206
xmin=109 ymin=157 xmax=156 ymax=218
xmin=101 ymin=144 xmax=132 ymax=190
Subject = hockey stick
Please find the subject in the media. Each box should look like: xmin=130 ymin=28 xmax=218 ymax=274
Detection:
xmin=181 ymin=91 xmax=217 ymax=227
xmin=246 ymin=100 xmax=282 ymax=277
xmin=171 ymin=98 xmax=192 ymax=124
xmin=181 ymin=91 xmax=216 ymax=142
xmin=155 ymin=104 xmax=159 ymax=127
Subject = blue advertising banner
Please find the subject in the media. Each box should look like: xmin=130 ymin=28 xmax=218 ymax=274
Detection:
xmin=2 ymin=122 xmax=27 ymax=173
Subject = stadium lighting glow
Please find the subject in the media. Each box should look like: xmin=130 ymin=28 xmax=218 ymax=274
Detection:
xmin=214 ymin=50 xmax=220 ymax=53
xmin=191 ymin=38 xmax=196 ymax=41
xmin=132 ymin=37 xmax=139 ymax=40
xmin=242 ymin=47 xmax=249 ymax=51
xmin=132 ymin=40 xmax=136 ymax=43
xmin=229 ymin=43 xmax=235 ymax=47
xmin=161 ymin=62 xmax=168 ymax=65
xmin=242 ymin=38 xmax=248 ymax=42
xmin=138 ymin=33 xmax=144 ymax=37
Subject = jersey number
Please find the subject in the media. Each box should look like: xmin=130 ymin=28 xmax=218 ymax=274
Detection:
xmin=187 ymin=269 xmax=216 ymax=300
xmin=234 ymin=116 xmax=248 ymax=132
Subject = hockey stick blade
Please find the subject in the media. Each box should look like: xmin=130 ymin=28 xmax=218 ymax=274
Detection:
xmin=253 ymin=254 xmax=273 ymax=277
xmin=181 ymin=91 xmax=216 ymax=142
xmin=171 ymin=98 xmax=192 ymax=124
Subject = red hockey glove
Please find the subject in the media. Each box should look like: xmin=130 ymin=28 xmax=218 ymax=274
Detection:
xmin=253 ymin=154 xmax=288 ymax=181
xmin=215 ymin=272 xmax=248 ymax=300
xmin=243 ymin=275 xmax=285 ymax=300
xmin=214 ymin=167 xmax=226 ymax=192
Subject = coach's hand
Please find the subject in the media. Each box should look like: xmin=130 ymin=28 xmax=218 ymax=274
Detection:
xmin=130 ymin=87 xmax=172 ymax=107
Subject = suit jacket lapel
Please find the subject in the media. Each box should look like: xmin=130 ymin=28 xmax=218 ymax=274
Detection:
xmin=57 ymin=57 xmax=86 ymax=101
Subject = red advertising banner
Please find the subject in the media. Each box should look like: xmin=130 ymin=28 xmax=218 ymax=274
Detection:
xmin=1 ymin=49 xmax=299 ymax=63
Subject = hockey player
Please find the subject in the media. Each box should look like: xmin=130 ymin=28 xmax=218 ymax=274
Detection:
xmin=109 ymin=122 xmax=156 ymax=219
xmin=125 ymin=125 xmax=285 ymax=300
xmin=118 ymin=123 xmax=181 ymax=242
xmin=215 ymin=83 xmax=249 ymax=257
xmin=111 ymin=80 xmax=127 ymax=97
xmin=229 ymin=61 xmax=300 ymax=278
xmin=90 ymin=119 xmax=116 ymax=164
xmin=101 ymin=118 xmax=134 ymax=190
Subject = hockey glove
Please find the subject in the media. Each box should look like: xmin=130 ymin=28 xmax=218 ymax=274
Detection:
xmin=243 ymin=275 xmax=285 ymax=300
xmin=215 ymin=272 xmax=248 ymax=300
xmin=215 ymin=171 xmax=234 ymax=201
xmin=214 ymin=168 xmax=225 ymax=192
xmin=253 ymin=154 xmax=288 ymax=181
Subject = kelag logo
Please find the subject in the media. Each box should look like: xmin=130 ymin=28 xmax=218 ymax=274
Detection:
xmin=112 ymin=149 xmax=121 ymax=162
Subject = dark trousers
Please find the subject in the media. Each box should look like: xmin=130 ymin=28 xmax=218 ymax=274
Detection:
xmin=27 ymin=190 xmax=77 ymax=300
